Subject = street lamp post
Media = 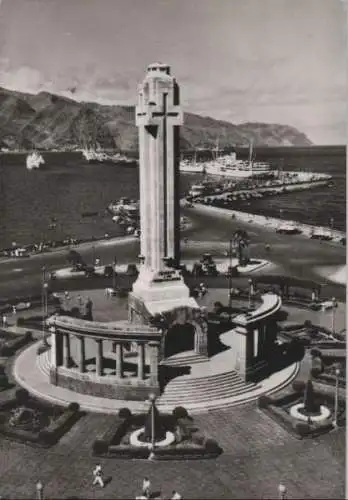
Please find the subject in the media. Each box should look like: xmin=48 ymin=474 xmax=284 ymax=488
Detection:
xmin=278 ymin=483 xmax=287 ymax=500
xmin=331 ymin=297 xmax=336 ymax=335
xmin=112 ymin=257 xmax=117 ymax=291
xmin=228 ymin=239 xmax=233 ymax=316
xmin=41 ymin=266 xmax=48 ymax=345
xmin=248 ymin=279 xmax=253 ymax=309
xmin=36 ymin=481 xmax=44 ymax=500
xmin=92 ymin=244 xmax=96 ymax=267
xmin=148 ymin=392 xmax=156 ymax=452
xmin=333 ymin=367 xmax=340 ymax=427
xmin=330 ymin=217 xmax=334 ymax=238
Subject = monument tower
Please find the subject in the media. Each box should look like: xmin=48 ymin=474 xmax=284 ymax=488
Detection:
xmin=129 ymin=63 xmax=198 ymax=322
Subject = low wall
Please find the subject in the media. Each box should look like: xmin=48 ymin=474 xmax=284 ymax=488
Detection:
xmin=50 ymin=367 xmax=160 ymax=401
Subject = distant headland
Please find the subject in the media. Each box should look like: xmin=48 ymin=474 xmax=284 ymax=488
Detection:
xmin=0 ymin=85 xmax=313 ymax=151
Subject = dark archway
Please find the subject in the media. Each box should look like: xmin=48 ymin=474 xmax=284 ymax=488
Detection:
xmin=164 ymin=322 xmax=195 ymax=358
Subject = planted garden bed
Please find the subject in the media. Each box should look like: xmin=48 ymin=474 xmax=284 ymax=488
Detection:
xmin=0 ymin=389 xmax=83 ymax=447
xmin=92 ymin=406 xmax=222 ymax=460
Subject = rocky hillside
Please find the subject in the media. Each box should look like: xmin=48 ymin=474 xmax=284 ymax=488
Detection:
xmin=0 ymin=86 xmax=312 ymax=151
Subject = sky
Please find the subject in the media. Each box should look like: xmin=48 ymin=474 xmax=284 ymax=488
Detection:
xmin=0 ymin=0 xmax=346 ymax=145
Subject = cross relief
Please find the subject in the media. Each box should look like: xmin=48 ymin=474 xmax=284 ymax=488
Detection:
xmin=136 ymin=93 xmax=183 ymax=127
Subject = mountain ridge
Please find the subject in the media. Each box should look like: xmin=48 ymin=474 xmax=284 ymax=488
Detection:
xmin=0 ymin=86 xmax=313 ymax=151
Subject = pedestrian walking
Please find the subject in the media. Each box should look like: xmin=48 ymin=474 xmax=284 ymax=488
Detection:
xmin=2 ymin=315 xmax=7 ymax=328
xmin=142 ymin=477 xmax=151 ymax=498
xmin=12 ymin=306 xmax=16 ymax=315
xmin=92 ymin=464 xmax=104 ymax=488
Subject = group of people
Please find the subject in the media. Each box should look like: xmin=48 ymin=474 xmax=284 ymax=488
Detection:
xmin=93 ymin=466 xmax=182 ymax=499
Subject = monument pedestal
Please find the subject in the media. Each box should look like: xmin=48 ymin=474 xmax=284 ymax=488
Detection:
xmin=129 ymin=268 xmax=199 ymax=322
xmin=129 ymin=267 xmax=208 ymax=360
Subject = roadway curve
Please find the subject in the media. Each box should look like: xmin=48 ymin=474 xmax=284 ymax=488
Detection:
xmin=0 ymin=206 xmax=345 ymax=301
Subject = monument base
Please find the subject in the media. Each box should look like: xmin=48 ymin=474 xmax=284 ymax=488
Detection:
xmin=129 ymin=267 xmax=198 ymax=322
xmin=129 ymin=269 xmax=208 ymax=359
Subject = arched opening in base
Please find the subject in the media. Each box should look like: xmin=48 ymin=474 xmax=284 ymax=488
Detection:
xmin=164 ymin=323 xmax=195 ymax=358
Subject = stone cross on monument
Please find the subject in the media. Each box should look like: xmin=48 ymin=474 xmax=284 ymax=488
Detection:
xmin=129 ymin=63 xmax=198 ymax=323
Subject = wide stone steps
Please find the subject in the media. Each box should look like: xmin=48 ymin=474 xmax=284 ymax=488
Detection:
xmin=160 ymin=351 xmax=207 ymax=367
xmin=158 ymin=371 xmax=260 ymax=406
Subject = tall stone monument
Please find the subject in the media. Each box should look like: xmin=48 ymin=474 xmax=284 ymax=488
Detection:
xmin=129 ymin=63 xmax=199 ymax=323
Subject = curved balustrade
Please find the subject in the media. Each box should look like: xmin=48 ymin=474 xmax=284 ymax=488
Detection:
xmin=231 ymin=294 xmax=283 ymax=382
xmin=47 ymin=315 xmax=161 ymax=342
xmin=233 ymin=293 xmax=282 ymax=326
xmin=47 ymin=315 xmax=162 ymax=400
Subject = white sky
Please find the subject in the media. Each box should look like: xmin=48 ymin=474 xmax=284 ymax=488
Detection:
xmin=0 ymin=0 xmax=346 ymax=144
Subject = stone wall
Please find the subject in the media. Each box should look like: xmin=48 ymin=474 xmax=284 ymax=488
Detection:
xmin=49 ymin=368 xmax=160 ymax=401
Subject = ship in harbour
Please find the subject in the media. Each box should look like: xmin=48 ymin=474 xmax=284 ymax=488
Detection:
xmin=81 ymin=147 xmax=138 ymax=166
xmin=26 ymin=151 xmax=45 ymax=170
xmin=180 ymin=140 xmax=272 ymax=178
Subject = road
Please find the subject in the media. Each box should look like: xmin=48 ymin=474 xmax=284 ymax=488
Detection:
xmin=0 ymin=206 xmax=345 ymax=301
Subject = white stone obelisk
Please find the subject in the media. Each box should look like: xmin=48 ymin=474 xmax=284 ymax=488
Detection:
xmin=129 ymin=63 xmax=197 ymax=319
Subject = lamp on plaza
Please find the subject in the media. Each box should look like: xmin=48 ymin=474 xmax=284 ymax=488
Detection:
xmin=41 ymin=266 xmax=48 ymax=346
xmin=112 ymin=257 xmax=117 ymax=291
xmin=329 ymin=217 xmax=334 ymax=237
xmin=278 ymin=483 xmax=287 ymax=500
xmin=227 ymin=239 xmax=233 ymax=318
xmin=248 ymin=279 xmax=253 ymax=309
xmin=36 ymin=480 xmax=44 ymax=500
xmin=92 ymin=244 xmax=96 ymax=267
xmin=279 ymin=209 xmax=283 ymax=220
xmin=333 ymin=367 xmax=340 ymax=428
xmin=331 ymin=297 xmax=337 ymax=334
xmin=148 ymin=392 xmax=156 ymax=451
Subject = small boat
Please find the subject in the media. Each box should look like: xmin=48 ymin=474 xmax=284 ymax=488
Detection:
xmin=26 ymin=151 xmax=45 ymax=170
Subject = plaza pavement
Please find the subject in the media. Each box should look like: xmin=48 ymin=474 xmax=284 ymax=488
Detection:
xmin=0 ymin=397 xmax=344 ymax=499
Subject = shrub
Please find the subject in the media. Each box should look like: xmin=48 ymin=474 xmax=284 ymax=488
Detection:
xmin=310 ymin=348 xmax=321 ymax=358
xmin=292 ymin=380 xmax=306 ymax=393
xmin=24 ymin=331 xmax=33 ymax=341
xmin=205 ymin=438 xmax=221 ymax=453
xmin=173 ymin=406 xmax=188 ymax=420
xmin=257 ymin=395 xmax=271 ymax=408
xmin=193 ymin=434 xmax=205 ymax=446
xmin=294 ymin=422 xmax=311 ymax=437
xmin=68 ymin=402 xmax=80 ymax=413
xmin=93 ymin=439 xmax=108 ymax=455
xmin=311 ymin=367 xmax=321 ymax=378
xmin=38 ymin=429 xmax=55 ymax=446
xmin=118 ymin=407 xmax=132 ymax=419
xmin=304 ymin=320 xmax=313 ymax=329
xmin=0 ymin=373 xmax=8 ymax=388
xmin=15 ymin=388 xmax=29 ymax=403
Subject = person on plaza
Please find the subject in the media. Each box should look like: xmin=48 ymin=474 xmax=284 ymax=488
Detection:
xmin=171 ymin=490 xmax=182 ymax=500
xmin=12 ymin=306 xmax=16 ymax=315
xmin=142 ymin=477 xmax=151 ymax=498
xmin=92 ymin=464 xmax=104 ymax=488
xmin=2 ymin=315 xmax=7 ymax=328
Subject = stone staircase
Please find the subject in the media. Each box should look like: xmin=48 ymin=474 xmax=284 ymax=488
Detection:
xmin=160 ymin=350 xmax=207 ymax=367
xmin=157 ymin=370 xmax=261 ymax=409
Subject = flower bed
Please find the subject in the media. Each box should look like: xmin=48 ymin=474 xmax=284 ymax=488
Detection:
xmin=0 ymin=391 xmax=82 ymax=447
xmin=0 ymin=331 xmax=33 ymax=356
xmin=92 ymin=407 xmax=222 ymax=460
xmin=257 ymin=383 xmax=345 ymax=439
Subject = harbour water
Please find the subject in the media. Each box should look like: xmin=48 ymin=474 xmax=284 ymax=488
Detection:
xmin=0 ymin=147 xmax=345 ymax=248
